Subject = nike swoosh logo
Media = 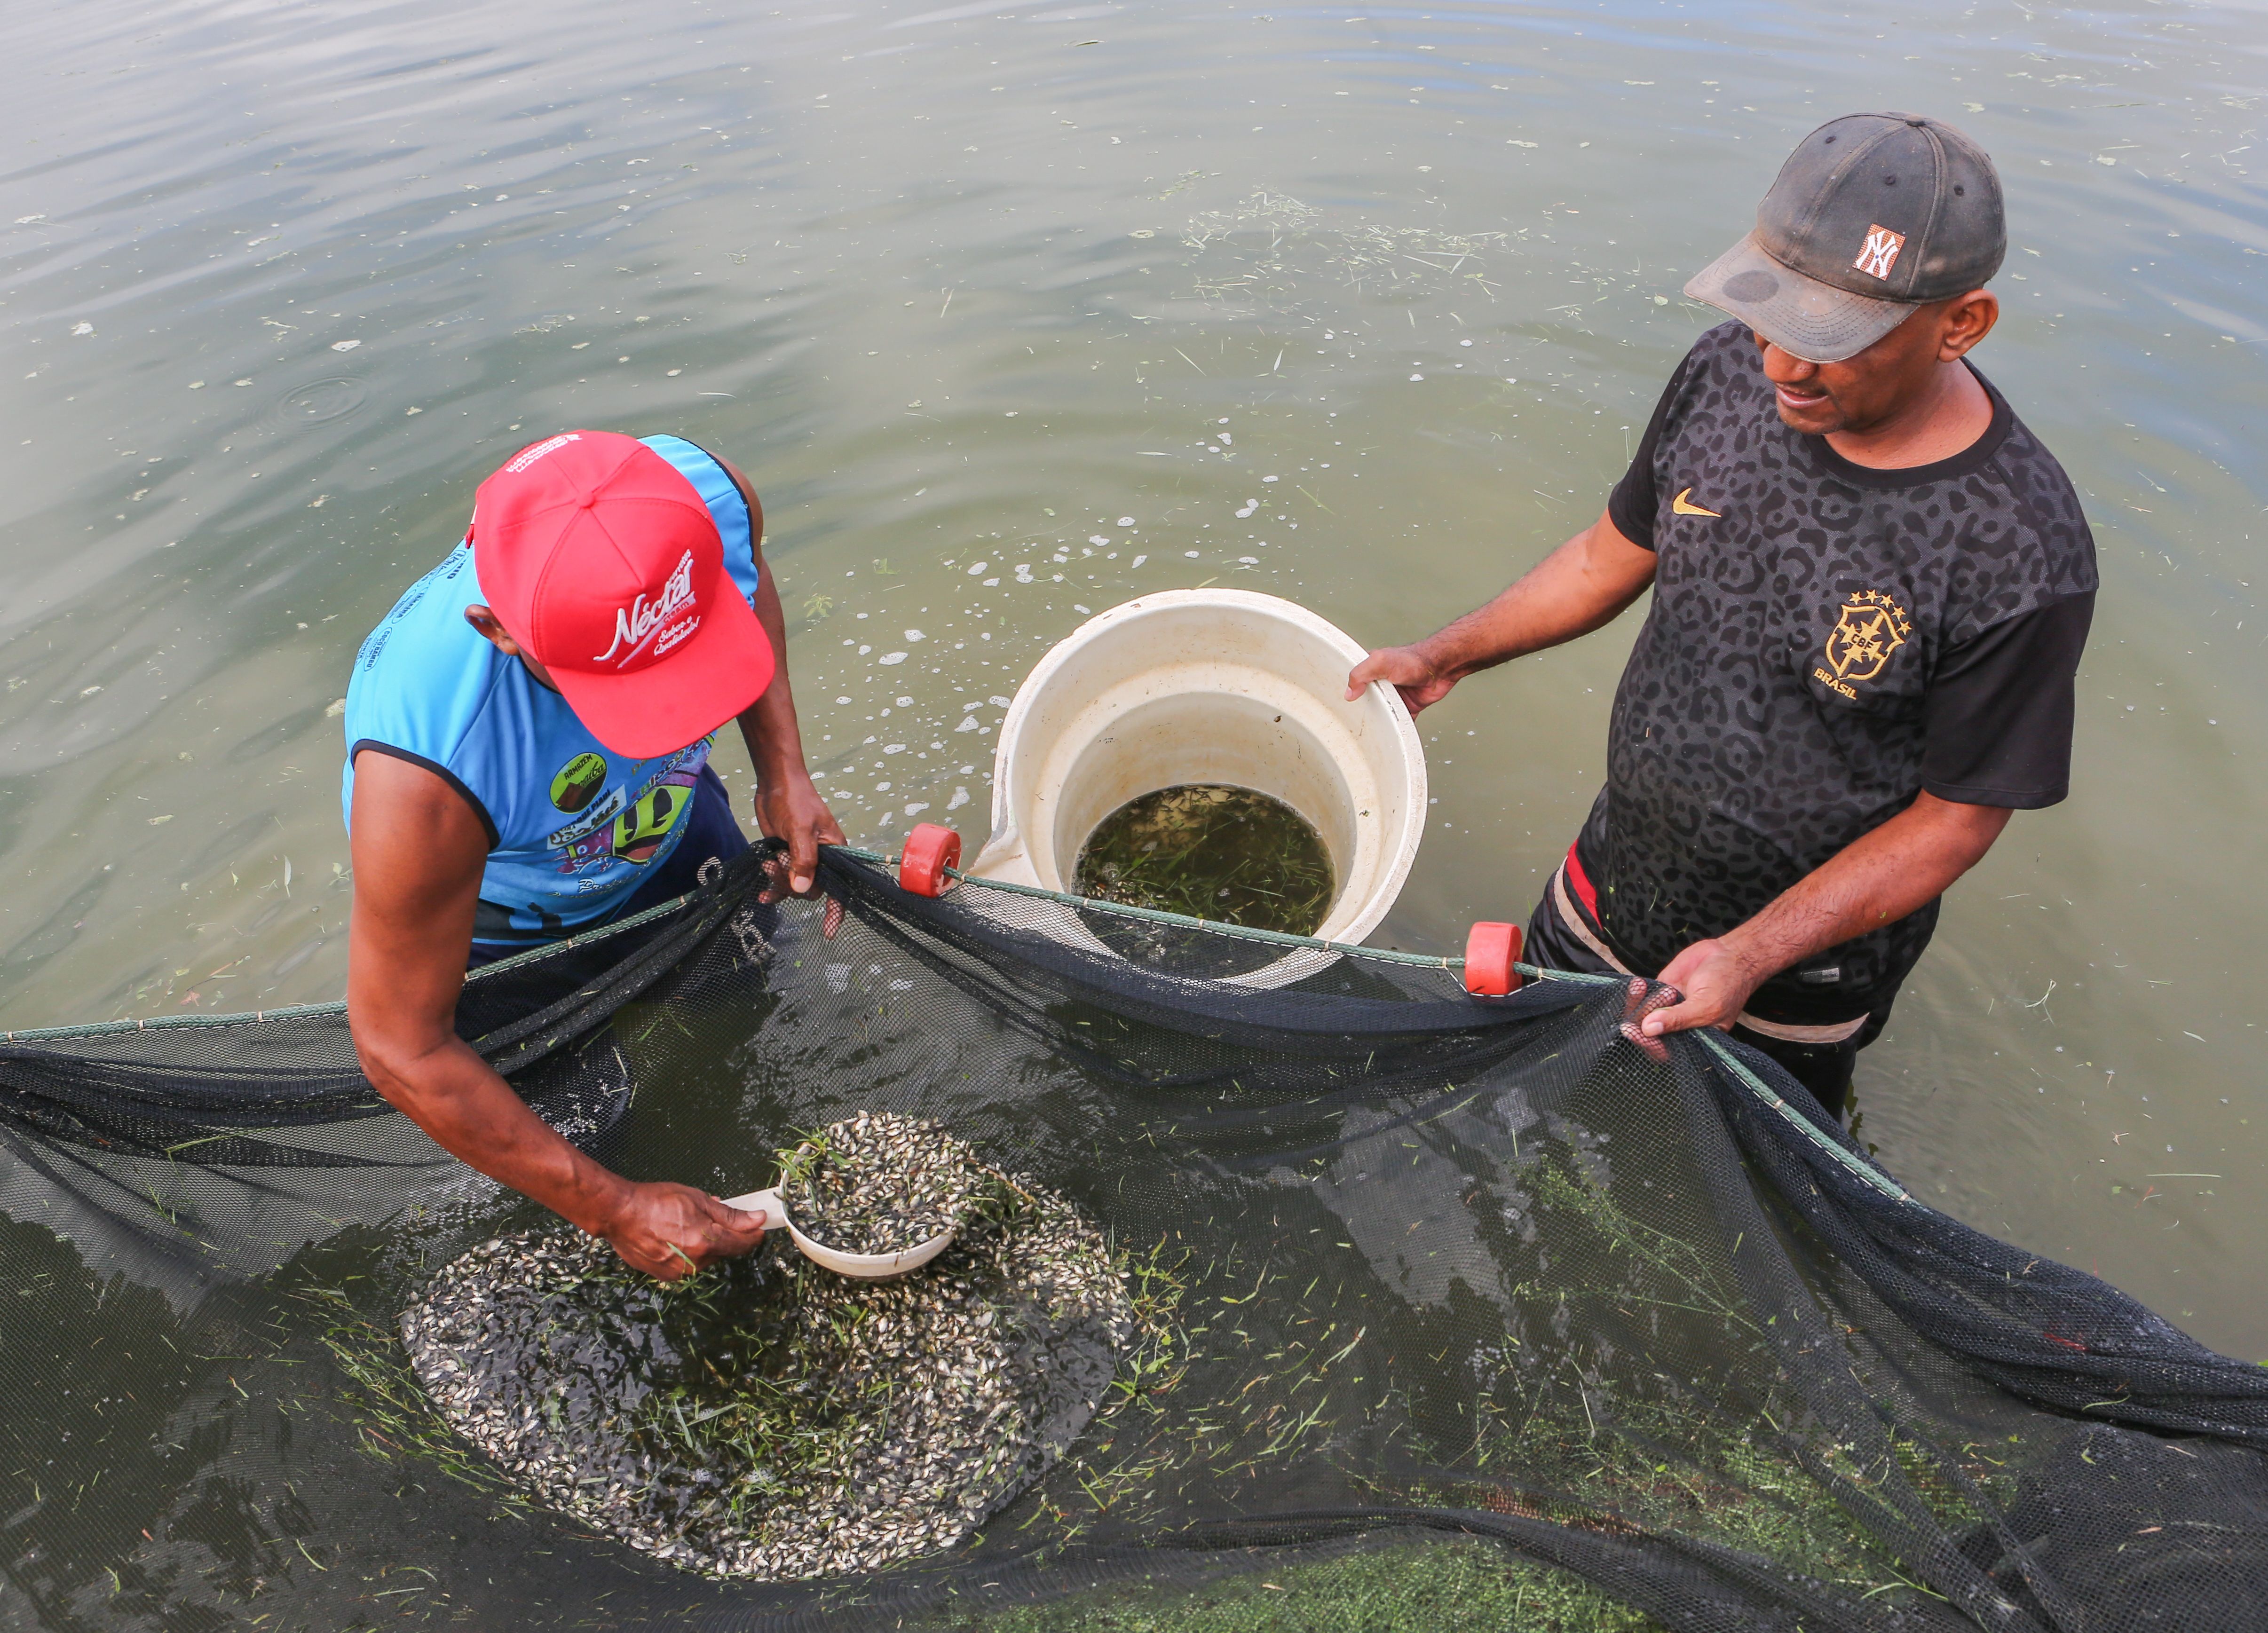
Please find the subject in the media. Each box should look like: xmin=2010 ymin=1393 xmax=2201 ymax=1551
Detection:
xmin=1672 ymin=488 xmax=1721 ymax=518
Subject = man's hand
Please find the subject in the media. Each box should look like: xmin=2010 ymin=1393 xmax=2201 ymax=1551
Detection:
xmin=1636 ymin=792 xmax=2015 ymax=1040
xmin=1346 ymin=645 xmax=1460 ymax=716
xmin=1641 ymin=939 xmax=1768 ymax=1037
xmin=351 ymin=753 xmax=768 ymax=1284
xmin=1342 ymin=508 xmax=1656 ymax=718
xmin=598 ymin=1181 xmax=769 ymax=1281
xmin=752 ymin=770 xmax=846 ymax=898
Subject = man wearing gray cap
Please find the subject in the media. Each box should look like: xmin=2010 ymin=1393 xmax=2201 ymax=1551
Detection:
xmin=1349 ymin=113 xmax=2097 ymax=1115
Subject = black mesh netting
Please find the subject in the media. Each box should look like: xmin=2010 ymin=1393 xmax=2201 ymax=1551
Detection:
xmin=3 ymin=844 xmax=2266 ymax=1631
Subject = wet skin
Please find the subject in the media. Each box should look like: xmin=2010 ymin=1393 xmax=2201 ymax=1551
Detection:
xmin=349 ymin=452 xmax=845 ymax=1280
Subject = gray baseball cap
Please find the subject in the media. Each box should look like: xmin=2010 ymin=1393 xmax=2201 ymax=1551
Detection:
xmin=1685 ymin=112 xmax=2006 ymax=363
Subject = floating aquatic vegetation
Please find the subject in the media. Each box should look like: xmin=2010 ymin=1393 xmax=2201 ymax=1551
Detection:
xmin=778 ymin=1111 xmax=985 ymax=1255
xmin=1075 ymin=783 xmax=1334 ymax=937
xmin=402 ymin=1152 xmax=1138 ymax=1580
xmin=1177 ymin=190 xmax=1509 ymax=308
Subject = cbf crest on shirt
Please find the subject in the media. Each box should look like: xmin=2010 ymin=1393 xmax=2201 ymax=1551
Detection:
xmin=340 ymin=435 xmax=761 ymax=945
xmin=1818 ymin=589 xmax=1912 ymax=700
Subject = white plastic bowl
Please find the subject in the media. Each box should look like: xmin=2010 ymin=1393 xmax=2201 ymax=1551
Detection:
xmin=720 ymin=1185 xmax=955 ymax=1280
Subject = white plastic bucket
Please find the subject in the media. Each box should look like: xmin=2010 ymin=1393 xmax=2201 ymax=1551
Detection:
xmin=966 ymin=590 xmax=1426 ymax=981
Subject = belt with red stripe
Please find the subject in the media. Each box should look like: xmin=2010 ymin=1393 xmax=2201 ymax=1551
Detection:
xmin=1552 ymin=842 xmax=1867 ymax=1047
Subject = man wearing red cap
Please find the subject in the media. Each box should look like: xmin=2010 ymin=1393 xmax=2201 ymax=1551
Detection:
xmin=340 ymin=431 xmax=840 ymax=1278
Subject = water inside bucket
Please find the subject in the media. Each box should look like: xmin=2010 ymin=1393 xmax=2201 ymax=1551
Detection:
xmin=1073 ymin=784 xmax=1335 ymax=936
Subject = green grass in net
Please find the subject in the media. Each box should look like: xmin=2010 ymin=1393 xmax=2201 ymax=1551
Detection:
xmin=1073 ymin=785 xmax=1335 ymax=937
xmin=1452 ymin=1378 xmax=1905 ymax=1597
xmin=997 ymin=1243 xmax=1384 ymax=1550
xmin=305 ymin=1220 xmax=1202 ymax=1538
xmin=1507 ymin=1157 xmax=1763 ymax=1349
xmin=957 ymin=1538 xmax=1659 ymax=1632
xmin=298 ymin=1274 xmax=535 ymax=1514
xmin=1410 ymin=1144 xmax=1994 ymax=1611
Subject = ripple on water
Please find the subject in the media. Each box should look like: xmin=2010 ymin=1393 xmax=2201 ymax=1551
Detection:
xmin=274 ymin=376 xmax=369 ymax=426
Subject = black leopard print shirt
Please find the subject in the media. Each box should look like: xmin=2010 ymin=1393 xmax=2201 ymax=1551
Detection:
xmin=1580 ymin=321 xmax=2097 ymax=1020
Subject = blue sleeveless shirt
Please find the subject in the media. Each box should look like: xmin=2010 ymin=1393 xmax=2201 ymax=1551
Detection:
xmin=340 ymin=435 xmax=762 ymax=945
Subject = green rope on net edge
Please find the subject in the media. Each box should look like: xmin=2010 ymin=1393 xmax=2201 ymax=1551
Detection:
xmin=838 ymin=844 xmax=1913 ymax=1207
xmin=834 ymin=840 xmax=1644 ymax=983
xmin=0 ymin=838 xmax=1910 ymax=1211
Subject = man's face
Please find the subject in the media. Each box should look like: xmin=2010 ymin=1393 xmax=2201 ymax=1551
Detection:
xmin=1753 ymin=292 xmax=1994 ymax=436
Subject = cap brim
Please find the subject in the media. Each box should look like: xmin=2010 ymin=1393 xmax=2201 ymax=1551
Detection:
xmin=551 ymin=587 xmax=775 ymax=760
xmin=1684 ymin=232 xmax=1914 ymax=364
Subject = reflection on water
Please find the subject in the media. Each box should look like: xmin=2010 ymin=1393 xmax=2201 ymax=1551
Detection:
xmin=2 ymin=0 xmax=2267 ymax=1349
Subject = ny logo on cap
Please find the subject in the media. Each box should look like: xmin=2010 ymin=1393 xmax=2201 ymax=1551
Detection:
xmin=1852 ymin=223 xmax=1906 ymax=281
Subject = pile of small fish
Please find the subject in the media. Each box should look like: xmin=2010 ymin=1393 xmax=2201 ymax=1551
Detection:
xmin=402 ymin=1118 xmax=1133 ymax=1581
xmin=780 ymin=1112 xmax=980 ymax=1255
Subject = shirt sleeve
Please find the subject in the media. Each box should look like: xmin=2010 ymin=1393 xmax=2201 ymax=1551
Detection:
xmin=1605 ymin=348 xmax=1700 ymax=552
xmin=644 ymin=435 xmax=761 ymax=609
xmin=1920 ymin=591 xmax=2095 ymax=808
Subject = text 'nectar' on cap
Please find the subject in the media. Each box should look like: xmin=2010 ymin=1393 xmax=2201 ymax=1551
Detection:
xmin=471 ymin=431 xmax=774 ymax=758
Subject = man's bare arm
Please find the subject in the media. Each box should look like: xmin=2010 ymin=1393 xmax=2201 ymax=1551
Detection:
xmin=346 ymin=752 xmax=768 ymax=1278
xmin=1642 ymin=791 xmax=2013 ymax=1036
xmin=1346 ymin=507 xmax=1658 ymax=714
xmin=712 ymin=457 xmax=844 ymax=896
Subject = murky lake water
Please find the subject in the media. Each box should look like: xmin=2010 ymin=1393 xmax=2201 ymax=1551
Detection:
xmin=4 ymin=0 xmax=2266 ymax=1358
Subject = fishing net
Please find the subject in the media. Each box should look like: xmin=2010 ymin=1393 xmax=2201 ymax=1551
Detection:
xmin=3 ymin=842 xmax=2266 ymax=1632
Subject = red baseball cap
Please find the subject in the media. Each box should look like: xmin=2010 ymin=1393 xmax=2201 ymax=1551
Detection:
xmin=470 ymin=431 xmax=774 ymax=758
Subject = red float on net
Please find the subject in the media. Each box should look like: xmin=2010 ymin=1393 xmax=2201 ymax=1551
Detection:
xmin=897 ymin=823 xmax=963 ymax=898
xmin=1462 ymin=921 xmax=1524 ymax=996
